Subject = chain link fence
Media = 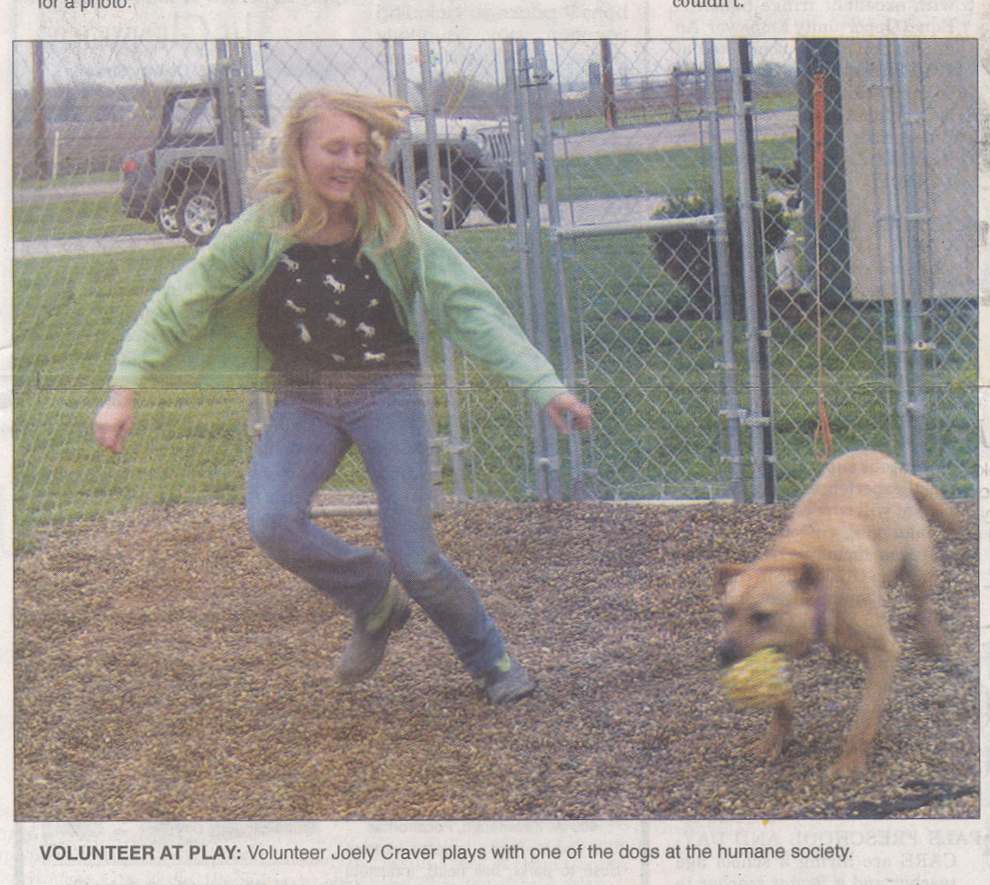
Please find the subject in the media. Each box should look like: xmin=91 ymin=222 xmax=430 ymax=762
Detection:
xmin=13 ymin=42 xmax=242 ymax=553
xmin=12 ymin=38 xmax=978 ymax=551
xmin=747 ymin=38 xmax=979 ymax=499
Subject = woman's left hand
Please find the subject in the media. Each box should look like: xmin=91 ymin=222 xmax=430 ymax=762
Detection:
xmin=545 ymin=392 xmax=593 ymax=434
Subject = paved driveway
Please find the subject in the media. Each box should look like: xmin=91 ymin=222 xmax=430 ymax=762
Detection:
xmin=557 ymin=109 xmax=796 ymax=157
xmin=13 ymin=181 xmax=118 ymax=206
xmin=14 ymin=233 xmax=180 ymax=260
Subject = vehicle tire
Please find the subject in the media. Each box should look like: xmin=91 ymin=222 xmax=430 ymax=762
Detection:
xmin=178 ymin=183 xmax=225 ymax=246
xmin=155 ymin=202 xmax=181 ymax=238
xmin=413 ymin=166 xmax=471 ymax=230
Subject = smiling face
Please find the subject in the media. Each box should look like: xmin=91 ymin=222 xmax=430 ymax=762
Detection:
xmin=299 ymin=108 xmax=371 ymax=209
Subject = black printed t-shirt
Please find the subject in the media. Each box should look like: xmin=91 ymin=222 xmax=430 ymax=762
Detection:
xmin=257 ymin=240 xmax=419 ymax=382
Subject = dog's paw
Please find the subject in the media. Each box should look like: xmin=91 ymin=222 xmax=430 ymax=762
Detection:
xmin=749 ymin=731 xmax=786 ymax=763
xmin=828 ymin=752 xmax=867 ymax=779
xmin=916 ymin=612 xmax=948 ymax=657
xmin=918 ymin=631 xmax=948 ymax=658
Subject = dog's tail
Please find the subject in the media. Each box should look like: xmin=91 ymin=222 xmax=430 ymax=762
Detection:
xmin=910 ymin=475 xmax=963 ymax=534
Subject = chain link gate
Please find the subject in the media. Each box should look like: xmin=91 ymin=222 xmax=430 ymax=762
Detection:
xmin=522 ymin=39 xmax=746 ymax=503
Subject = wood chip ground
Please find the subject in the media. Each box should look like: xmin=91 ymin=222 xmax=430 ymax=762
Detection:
xmin=14 ymin=500 xmax=979 ymax=820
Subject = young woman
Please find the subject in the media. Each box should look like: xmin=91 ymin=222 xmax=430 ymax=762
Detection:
xmin=94 ymin=90 xmax=592 ymax=704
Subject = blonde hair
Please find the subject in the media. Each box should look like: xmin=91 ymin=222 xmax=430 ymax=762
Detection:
xmin=255 ymin=90 xmax=413 ymax=250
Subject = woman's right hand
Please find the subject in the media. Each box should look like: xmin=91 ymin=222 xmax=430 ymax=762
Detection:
xmin=94 ymin=388 xmax=135 ymax=454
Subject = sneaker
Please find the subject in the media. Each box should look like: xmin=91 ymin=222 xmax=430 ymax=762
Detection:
xmin=476 ymin=654 xmax=537 ymax=705
xmin=336 ymin=584 xmax=411 ymax=685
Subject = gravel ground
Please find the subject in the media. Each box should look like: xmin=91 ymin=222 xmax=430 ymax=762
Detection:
xmin=14 ymin=499 xmax=978 ymax=821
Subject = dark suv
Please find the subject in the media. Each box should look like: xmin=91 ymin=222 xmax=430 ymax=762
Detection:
xmin=121 ymin=82 xmax=543 ymax=245
xmin=396 ymin=114 xmax=544 ymax=231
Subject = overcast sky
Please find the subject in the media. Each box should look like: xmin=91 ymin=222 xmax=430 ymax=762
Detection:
xmin=13 ymin=38 xmax=796 ymax=95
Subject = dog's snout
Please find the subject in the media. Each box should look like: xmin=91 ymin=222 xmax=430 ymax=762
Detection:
xmin=717 ymin=642 xmax=742 ymax=669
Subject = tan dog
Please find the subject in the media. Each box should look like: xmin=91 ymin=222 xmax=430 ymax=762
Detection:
xmin=715 ymin=450 xmax=961 ymax=778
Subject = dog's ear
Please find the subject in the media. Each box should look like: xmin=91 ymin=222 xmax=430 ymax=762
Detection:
xmin=715 ymin=562 xmax=746 ymax=592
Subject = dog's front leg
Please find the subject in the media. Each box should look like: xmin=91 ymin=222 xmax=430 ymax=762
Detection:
xmin=750 ymin=697 xmax=793 ymax=762
xmin=830 ymin=638 xmax=898 ymax=778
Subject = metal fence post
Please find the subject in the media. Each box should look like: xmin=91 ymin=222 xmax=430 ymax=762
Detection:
xmin=878 ymin=40 xmax=915 ymax=473
xmin=515 ymin=40 xmax=562 ymax=500
xmin=214 ymin=41 xmax=244 ymax=220
xmin=394 ymin=40 xmax=446 ymax=510
xmin=418 ymin=40 xmax=468 ymax=499
xmin=704 ymin=40 xmax=745 ymax=504
xmin=729 ymin=40 xmax=772 ymax=503
xmin=220 ymin=40 xmax=274 ymax=448
xmin=532 ymin=39 xmax=587 ymax=500
xmin=502 ymin=40 xmax=551 ymax=500
xmin=230 ymin=41 xmax=256 ymax=212
xmin=894 ymin=39 xmax=928 ymax=477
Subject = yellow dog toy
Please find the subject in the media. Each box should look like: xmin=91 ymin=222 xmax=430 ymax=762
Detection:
xmin=720 ymin=648 xmax=791 ymax=709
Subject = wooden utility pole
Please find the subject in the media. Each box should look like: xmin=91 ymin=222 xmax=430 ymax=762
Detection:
xmin=600 ymin=40 xmax=617 ymax=129
xmin=32 ymin=41 xmax=50 ymax=180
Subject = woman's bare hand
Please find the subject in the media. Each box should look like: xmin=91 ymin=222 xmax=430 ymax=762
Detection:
xmin=94 ymin=389 xmax=136 ymax=454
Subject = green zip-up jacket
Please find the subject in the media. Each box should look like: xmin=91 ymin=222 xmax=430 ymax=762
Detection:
xmin=111 ymin=197 xmax=567 ymax=408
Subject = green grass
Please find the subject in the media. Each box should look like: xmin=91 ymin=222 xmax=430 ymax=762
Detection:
xmin=14 ymin=193 xmax=153 ymax=241
xmin=12 ymin=246 xmax=218 ymax=549
xmin=14 ymin=389 xmax=252 ymax=537
xmin=14 ymin=246 xmax=196 ymax=387
xmin=554 ymin=138 xmax=796 ymax=203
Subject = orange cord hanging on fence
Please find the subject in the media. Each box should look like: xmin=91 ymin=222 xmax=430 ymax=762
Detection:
xmin=812 ymin=71 xmax=834 ymax=462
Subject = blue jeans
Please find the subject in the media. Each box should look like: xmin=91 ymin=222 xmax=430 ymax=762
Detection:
xmin=245 ymin=372 xmax=506 ymax=677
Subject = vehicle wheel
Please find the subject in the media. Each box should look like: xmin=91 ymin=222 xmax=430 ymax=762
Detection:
xmin=178 ymin=183 xmax=225 ymax=246
xmin=413 ymin=166 xmax=471 ymax=230
xmin=155 ymin=202 xmax=181 ymax=238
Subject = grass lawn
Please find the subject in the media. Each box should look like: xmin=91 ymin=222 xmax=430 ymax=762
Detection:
xmin=14 ymin=193 xmax=153 ymax=241
xmin=12 ymin=246 xmax=252 ymax=549
xmin=15 ymin=170 xmax=120 ymax=189
xmin=554 ymin=138 xmax=796 ymax=203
